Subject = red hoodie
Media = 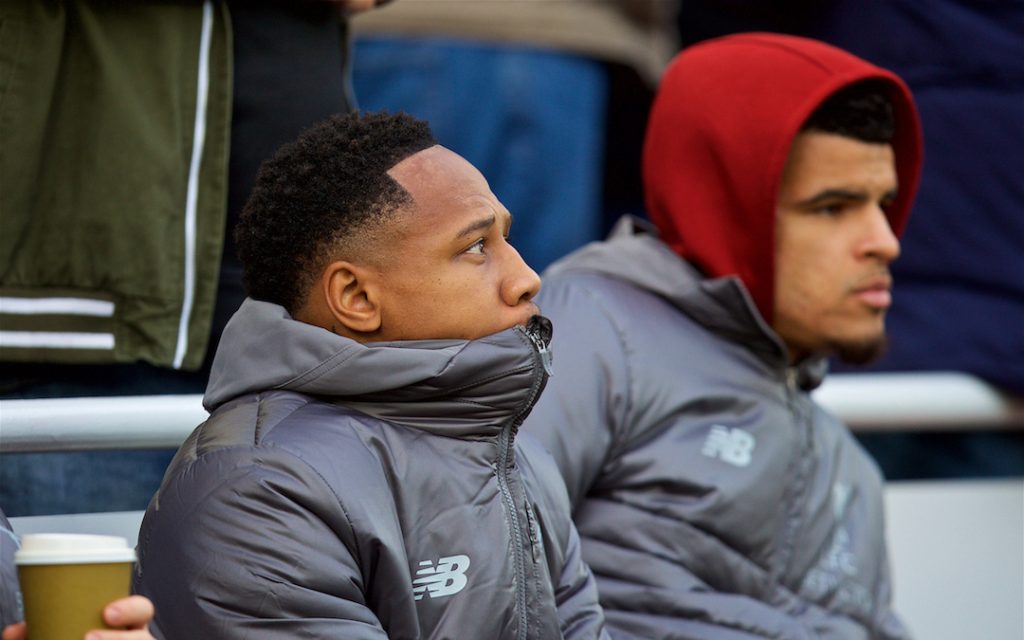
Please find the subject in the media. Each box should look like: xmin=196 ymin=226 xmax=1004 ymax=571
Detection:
xmin=643 ymin=33 xmax=923 ymax=322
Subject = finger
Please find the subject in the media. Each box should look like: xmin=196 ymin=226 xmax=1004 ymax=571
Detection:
xmin=84 ymin=630 xmax=153 ymax=640
xmin=2 ymin=622 xmax=27 ymax=640
xmin=103 ymin=595 xmax=155 ymax=629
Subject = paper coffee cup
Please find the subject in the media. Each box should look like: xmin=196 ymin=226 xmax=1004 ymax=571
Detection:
xmin=15 ymin=533 xmax=135 ymax=640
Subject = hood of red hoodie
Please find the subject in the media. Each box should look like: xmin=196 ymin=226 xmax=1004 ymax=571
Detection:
xmin=643 ymin=32 xmax=923 ymax=323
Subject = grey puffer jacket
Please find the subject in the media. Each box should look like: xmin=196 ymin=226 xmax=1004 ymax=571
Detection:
xmin=523 ymin=218 xmax=909 ymax=640
xmin=135 ymin=299 xmax=607 ymax=639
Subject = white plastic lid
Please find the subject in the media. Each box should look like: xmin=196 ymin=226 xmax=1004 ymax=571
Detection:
xmin=14 ymin=533 xmax=136 ymax=565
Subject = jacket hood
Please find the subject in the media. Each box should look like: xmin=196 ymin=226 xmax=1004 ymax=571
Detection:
xmin=643 ymin=32 xmax=923 ymax=321
xmin=546 ymin=217 xmax=828 ymax=390
xmin=204 ymin=299 xmax=552 ymax=436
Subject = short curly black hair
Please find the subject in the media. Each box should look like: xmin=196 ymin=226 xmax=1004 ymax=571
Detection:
xmin=235 ymin=111 xmax=437 ymax=312
xmin=802 ymin=80 xmax=895 ymax=143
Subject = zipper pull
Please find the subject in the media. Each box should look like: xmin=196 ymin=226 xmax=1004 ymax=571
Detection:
xmin=525 ymin=316 xmax=554 ymax=377
xmin=534 ymin=336 xmax=553 ymax=377
xmin=786 ymin=367 xmax=799 ymax=392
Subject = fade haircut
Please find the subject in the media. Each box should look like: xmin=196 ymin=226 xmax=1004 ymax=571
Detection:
xmin=802 ymin=80 xmax=895 ymax=143
xmin=236 ymin=111 xmax=437 ymax=312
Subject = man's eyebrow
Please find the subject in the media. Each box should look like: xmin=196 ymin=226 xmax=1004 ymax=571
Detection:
xmin=798 ymin=188 xmax=899 ymax=207
xmin=798 ymin=189 xmax=868 ymax=206
xmin=456 ymin=214 xmax=495 ymax=238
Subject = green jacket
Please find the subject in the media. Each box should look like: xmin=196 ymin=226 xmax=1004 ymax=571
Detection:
xmin=0 ymin=0 xmax=232 ymax=370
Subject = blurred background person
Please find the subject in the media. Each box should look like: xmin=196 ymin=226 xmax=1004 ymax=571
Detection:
xmin=349 ymin=0 xmax=679 ymax=272
xmin=0 ymin=0 xmax=385 ymax=517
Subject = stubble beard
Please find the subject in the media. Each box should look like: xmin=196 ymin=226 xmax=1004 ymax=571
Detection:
xmin=832 ymin=332 xmax=889 ymax=365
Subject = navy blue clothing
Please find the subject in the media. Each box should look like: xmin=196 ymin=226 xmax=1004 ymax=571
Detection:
xmin=811 ymin=1 xmax=1024 ymax=394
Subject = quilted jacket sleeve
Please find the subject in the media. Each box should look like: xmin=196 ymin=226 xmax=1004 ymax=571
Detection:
xmin=554 ymin=521 xmax=612 ymax=640
xmin=135 ymin=446 xmax=389 ymax=639
xmin=517 ymin=435 xmax=610 ymax=640
xmin=601 ymin=581 xmax=896 ymax=640
xmin=526 ymin=275 xmax=632 ymax=508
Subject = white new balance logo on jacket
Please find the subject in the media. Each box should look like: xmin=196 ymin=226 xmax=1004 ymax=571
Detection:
xmin=701 ymin=425 xmax=756 ymax=467
xmin=412 ymin=554 xmax=471 ymax=601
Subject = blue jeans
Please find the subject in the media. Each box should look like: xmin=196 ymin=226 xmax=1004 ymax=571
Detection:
xmin=352 ymin=37 xmax=608 ymax=273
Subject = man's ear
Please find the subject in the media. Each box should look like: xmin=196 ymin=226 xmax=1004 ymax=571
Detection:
xmin=321 ymin=260 xmax=382 ymax=335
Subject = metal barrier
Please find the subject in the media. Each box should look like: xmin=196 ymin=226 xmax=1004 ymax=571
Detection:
xmin=1 ymin=394 xmax=207 ymax=453
xmin=1 ymin=372 xmax=1022 ymax=453
xmin=812 ymin=371 xmax=1024 ymax=430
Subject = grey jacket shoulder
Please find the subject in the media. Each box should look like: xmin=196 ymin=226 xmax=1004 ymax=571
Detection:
xmin=140 ymin=391 xmax=607 ymax=639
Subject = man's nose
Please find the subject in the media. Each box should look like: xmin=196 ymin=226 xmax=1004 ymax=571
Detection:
xmin=501 ymin=245 xmax=541 ymax=306
xmin=863 ymin=206 xmax=901 ymax=263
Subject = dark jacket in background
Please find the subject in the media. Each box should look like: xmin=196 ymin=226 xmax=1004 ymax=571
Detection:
xmin=0 ymin=1 xmax=231 ymax=370
xmin=809 ymin=1 xmax=1024 ymax=394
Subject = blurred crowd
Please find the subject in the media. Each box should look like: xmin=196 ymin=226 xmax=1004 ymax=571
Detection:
xmin=0 ymin=1 xmax=1022 ymax=638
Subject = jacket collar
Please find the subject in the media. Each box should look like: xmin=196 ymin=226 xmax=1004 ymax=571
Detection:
xmin=206 ymin=299 xmax=552 ymax=436
xmin=546 ymin=216 xmax=828 ymax=390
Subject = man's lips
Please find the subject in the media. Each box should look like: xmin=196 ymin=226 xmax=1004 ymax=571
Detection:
xmin=853 ymin=277 xmax=893 ymax=309
xmin=855 ymin=288 xmax=891 ymax=308
xmin=516 ymin=302 xmax=542 ymax=326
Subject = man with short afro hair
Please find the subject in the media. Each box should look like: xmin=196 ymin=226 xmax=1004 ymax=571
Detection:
xmin=236 ymin=111 xmax=437 ymax=313
xmin=136 ymin=110 xmax=609 ymax=639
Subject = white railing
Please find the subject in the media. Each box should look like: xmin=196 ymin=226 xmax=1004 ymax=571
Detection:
xmin=812 ymin=371 xmax=1024 ymax=430
xmin=0 ymin=394 xmax=207 ymax=453
xmin=0 ymin=372 xmax=1022 ymax=453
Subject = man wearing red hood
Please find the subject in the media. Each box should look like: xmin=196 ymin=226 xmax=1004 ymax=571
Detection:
xmin=523 ymin=33 xmax=922 ymax=638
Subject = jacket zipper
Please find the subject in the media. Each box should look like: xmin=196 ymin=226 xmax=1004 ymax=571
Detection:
xmin=524 ymin=501 xmax=540 ymax=563
xmin=496 ymin=421 xmax=527 ymax=640
xmin=495 ymin=322 xmax=550 ymax=640
xmin=773 ymin=367 xmax=815 ymax=582
xmin=524 ymin=324 xmax=553 ymax=377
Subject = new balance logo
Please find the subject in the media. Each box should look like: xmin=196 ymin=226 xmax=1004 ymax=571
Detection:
xmin=412 ymin=554 xmax=471 ymax=601
xmin=701 ymin=425 xmax=755 ymax=467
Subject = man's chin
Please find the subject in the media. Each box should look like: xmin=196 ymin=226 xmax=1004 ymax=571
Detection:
xmin=833 ymin=334 xmax=889 ymax=365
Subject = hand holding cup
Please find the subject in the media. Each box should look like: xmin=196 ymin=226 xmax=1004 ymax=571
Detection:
xmin=13 ymin=534 xmax=146 ymax=640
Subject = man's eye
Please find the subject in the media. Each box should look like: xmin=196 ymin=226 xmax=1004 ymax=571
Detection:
xmin=465 ymin=239 xmax=486 ymax=255
xmin=816 ymin=203 xmax=845 ymax=216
